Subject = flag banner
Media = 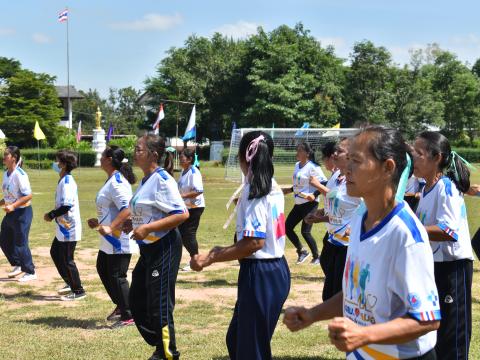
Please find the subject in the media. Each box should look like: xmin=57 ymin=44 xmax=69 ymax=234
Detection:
xmin=34 ymin=121 xmax=46 ymax=140
xmin=76 ymin=121 xmax=82 ymax=143
xmin=182 ymin=105 xmax=196 ymax=141
xmin=58 ymin=9 xmax=68 ymax=22
xmin=106 ymin=123 xmax=114 ymax=143
xmin=295 ymin=122 xmax=310 ymax=137
xmin=333 ymin=122 xmax=341 ymax=129
xmin=153 ymin=103 xmax=165 ymax=135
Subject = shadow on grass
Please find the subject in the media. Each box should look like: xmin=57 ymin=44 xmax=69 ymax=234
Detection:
xmin=16 ymin=316 xmax=109 ymax=329
xmin=1 ymin=291 xmax=59 ymax=302
xmin=472 ymin=297 xmax=480 ymax=305
xmin=291 ymin=274 xmax=325 ymax=282
xmin=212 ymin=357 xmax=342 ymax=360
xmin=176 ymin=278 xmax=237 ymax=287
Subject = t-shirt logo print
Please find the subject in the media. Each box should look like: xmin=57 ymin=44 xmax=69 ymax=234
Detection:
xmin=408 ymin=293 xmax=422 ymax=310
xmin=151 ymin=270 xmax=159 ymax=277
xmin=444 ymin=295 xmax=454 ymax=304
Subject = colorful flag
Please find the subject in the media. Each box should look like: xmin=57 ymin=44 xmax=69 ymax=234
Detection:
xmin=153 ymin=103 xmax=165 ymax=135
xmin=106 ymin=123 xmax=114 ymax=143
xmin=58 ymin=9 xmax=68 ymax=22
xmin=33 ymin=121 xmax=46 ymax=140
xmin=182 ymin=105 xmax=196 ymax=141
xmin=295 ymin=122 xmax=310 ymax=137
xmin=332 ymin=122 xmax=341 ymax=129
xmin=76 ymin=121 xmax=82 ymax=143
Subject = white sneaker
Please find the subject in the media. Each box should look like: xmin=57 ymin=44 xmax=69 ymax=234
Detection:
xmin=181 ymin=264 xmax=191 ymax=272
xmin=7 ymin=266 xmax=22 ymax=278
xmin=18 ymin=273 xmax=37 ymax=282
xmin=57 ymin=284 xmax=71 ymax=295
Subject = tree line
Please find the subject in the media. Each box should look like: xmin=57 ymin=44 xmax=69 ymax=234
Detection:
xmin=2 ymin=22 xmax=480 ymax=147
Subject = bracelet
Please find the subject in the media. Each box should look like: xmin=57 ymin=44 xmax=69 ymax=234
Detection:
xmin=313 ymin=190 xmax=321 ymax=197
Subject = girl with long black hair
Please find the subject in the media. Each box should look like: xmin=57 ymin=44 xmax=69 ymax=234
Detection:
xmin=87 ymin=146 xmax=138 ymax=328
xmin=191 ymin=131 xmax=290 ymax=360
xmin=413 ymin=131 xmax=473 ymax=359
xmin=283 ymin=142 xmax=327 ymax=264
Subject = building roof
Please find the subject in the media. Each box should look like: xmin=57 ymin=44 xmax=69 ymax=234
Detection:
xmin=55 ymin=85 xmax=84 ymax=99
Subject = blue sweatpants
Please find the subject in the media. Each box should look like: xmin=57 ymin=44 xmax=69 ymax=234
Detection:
xmin=227 ymin=257 xmax=291 ymax=360
xmin=0 ymin=206 xmax=35 ymax=274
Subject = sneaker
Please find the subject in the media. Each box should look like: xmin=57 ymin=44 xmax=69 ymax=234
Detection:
xmin=7 ymin=266 xmax=22 ymax=278
xmin=18 ymin=273 xmax=37 ymax=282
xmin=181 ymin=264 xmax=191 ymax=272
xmin=57 ymin=284 xmax=71 ymax=295
xmin=310 ymin=258 xmax=320 ymax=265
xmin=148 ymin=351 xmax=162 ymax=360
xmin=60 ymin=292 xmax=87 ymax=301
xmin=106 ymin=306 xmax=121 ymax=321
xmin=110 ymin=318 xmax=135 ymax=329
xmin=296 ymin=250 xmax=310 ymax=264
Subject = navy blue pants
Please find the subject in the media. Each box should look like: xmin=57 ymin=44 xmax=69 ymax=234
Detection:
xmin=227 ymin=257 xmax=291 ymax=360
xmin=0 ymin=206 xmax=35 ymax=274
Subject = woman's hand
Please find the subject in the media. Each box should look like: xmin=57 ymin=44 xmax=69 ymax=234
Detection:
xmin=122 ymin=219 xmax=133 ymax=233
xmin=304 ymin=194 xmax=316 ymax=202
xmin=98 ymin=225 xmax=112 ymax=236
xmin=87 ymin=218 xmax=99 ymax=229
xmin=44 ymin=213 xmax=53 ymax=222
xmin=4 ymin=204 xmax=15 ymax=213
xmin=304 ymin=209 xmax=325 ymax=224
xmin=283 ymin=306 xmax=315 ymax=332
xmin=131 ymin=224 xmax=150 ymax=241
xmin=190 ymin=254 xmax=207 ymax=271
xmin=328 ymin=317 xmax=368 ymax=352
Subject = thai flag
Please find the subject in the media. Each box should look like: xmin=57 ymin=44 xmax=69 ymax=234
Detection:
xmin=58 ymin=9 xmax=68 ymax=22
xmin=153 ymin=103 xmax=165 ymax=135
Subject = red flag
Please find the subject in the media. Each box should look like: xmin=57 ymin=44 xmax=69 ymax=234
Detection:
xmin=152 ymin=104 xmax=165 ymax=135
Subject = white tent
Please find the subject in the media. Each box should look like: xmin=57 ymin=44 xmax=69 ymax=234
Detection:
xmin=0 ymin=129 xmax=5 ymax=139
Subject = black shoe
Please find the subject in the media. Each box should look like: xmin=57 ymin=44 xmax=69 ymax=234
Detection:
xmin=106 ymin=306 xmax=121 ymax=321
xmin=148 ymin=351 xmax=162 ymax=360
xmin=296 ymin=249 xmax=310 ymax=264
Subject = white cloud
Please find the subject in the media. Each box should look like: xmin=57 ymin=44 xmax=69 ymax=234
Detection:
xmin=32 ymin=33 xmax=52 ymax=44
xmin=213 ymin=21 xmax=260 ymax=39
xmin=110 ymin=13 xmax=183 ymax=31
xmin=317 ymin=36 xmax=346 ymax=49
xmin=0 ymin=28 xmax=15 ymax=36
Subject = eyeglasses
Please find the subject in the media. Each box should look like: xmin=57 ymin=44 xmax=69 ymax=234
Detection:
xmin=134 ymin=148 xmax=146 ymax=154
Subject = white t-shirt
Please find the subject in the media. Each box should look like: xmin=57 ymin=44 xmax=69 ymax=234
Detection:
xmin=236 ymin=179 xmax=286 ymax=259
xmin=178 ymin=166 xmax=205 ymax=209
xmin=405 ymin=176 xmax=425 ymax=194
xmin=344 ymin=202 xmax=440 ymax=359
xmin=324 ymin=170 xmax=362 ymax=246
xmin=415 ymin=176 xmax=474 ymax=262
xmin=130 ymin=168 xmax=187 ymax=246
xmin=2 ymin=167 xmax=32 ymax=208
xmin=55 ymin=174 xmax=82 ymax=242
xmin=96 ymin=171 xmax=138 ymax=254
xmin=292 ymin=161 xmax=327 ymax=205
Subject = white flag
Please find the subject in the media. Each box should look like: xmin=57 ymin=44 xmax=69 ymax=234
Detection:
xmin=182 ymin=105 xmax=196 ymax=141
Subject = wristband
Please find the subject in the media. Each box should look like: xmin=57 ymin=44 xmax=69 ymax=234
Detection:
xmin=313 ymin=190 xmax=321 ymax=197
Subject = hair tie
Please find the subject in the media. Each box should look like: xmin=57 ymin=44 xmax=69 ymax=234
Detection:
xmin=121 ymin=158 xmax=128 ymax=164
xmin=166 ymin=146 xmax=176 ymax=153
xmin=395 ymin=153 xmax=412 ymax=203
xmin=449 ymin=151 xmax=476 ymax=181
xmin=245 ymin=135 xmax=265 ymax=181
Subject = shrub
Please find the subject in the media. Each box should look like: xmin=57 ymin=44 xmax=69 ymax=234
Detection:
xmin=107 ymin=136 xmax=136 ymax=152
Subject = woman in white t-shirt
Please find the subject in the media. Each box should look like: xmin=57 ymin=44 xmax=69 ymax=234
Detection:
xmin=283 ymin=142 xmax=327 ymax=264
xmin=177 ymin=148 xmax=205 ymax=271
xmin=44 ymin=150 xmax=85 ymax=301
xmin=284 ymin=126 xmax=440 ymax=360
xmin=413 ymin=131 xmax=473 ymax=359
xmin=0 ymin=146 xmax=36 ymax=282
xmin=87 ymin=146 xmax=138 ymax=328
xmin=124 ymin=134 xmax=188 ymax=360
xmin=191 ymin=131 xmax=290 ymax=360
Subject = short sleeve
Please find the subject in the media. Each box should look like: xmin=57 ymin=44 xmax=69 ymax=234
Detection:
xmin=111 ymin=181 xmax=132 ymax=211
xmin=154 ymin=177 xmax=187 ymax=215
xmin=311 ymin=165 xmax=327 ymax=183
xmin=60 ymin=177 xmax=76 ymax=207
xmin=192 ymin=171 xmax=204 ymax=192
xmin=435 ymin=184 xmax=460 ymax=241
xmin=17 ymin=173 xmax=31 ymax=196
xmin=393 ymin=243 xmax=441 ymax=322
xmin=241 ymin=197 xmax=268 ymax=239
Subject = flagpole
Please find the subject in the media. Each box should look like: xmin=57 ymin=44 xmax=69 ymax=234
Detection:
xmin=37 ymin=140 xmax=40 ymax=173
xmin=66 ymin=6 xmax=71 ymax=130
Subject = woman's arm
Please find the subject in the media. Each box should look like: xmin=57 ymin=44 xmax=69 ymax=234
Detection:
xmin=131 ymin=212 xmax=189 ymax=241
xmin=98 ymin=208 xmax=131 ymax=235
xmin=425 ymin=225 xmax=459 ymax=242
xmin=327 ymin=316 xmax=439 ymax=352
xmin=181 ymin=190 xmax=203 ymax=199
xmin=5 ymin=194 xmax=32 ymax=213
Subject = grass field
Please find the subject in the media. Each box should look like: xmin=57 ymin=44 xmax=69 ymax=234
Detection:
xmin=0 ymin=164 xmax=479 ymax=360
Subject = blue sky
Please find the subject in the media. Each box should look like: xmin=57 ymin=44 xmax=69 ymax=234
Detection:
xmin=1 ymin=0 xmax=479 ymax=96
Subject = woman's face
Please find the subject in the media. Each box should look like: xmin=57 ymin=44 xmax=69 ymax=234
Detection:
xmin=333 ymin=139 xmax=349 ymax=173
xmin=322 ymin=155 xmax=335 ymax=172
xmin=345 ymin=134 xmax=393 ymax=198
xmin=100 ymin=151 xmax=112 ymax=172
xmin=179 ymin=153 xmax=191 ymax=169
xmin=239 ymin=154 xmax=248 ymax=176
xmin=134 ymin=138 xmax=153 ymax=169
xmin=296 ymin=146 xmax=309 ymax=162
xmin=412 ymin=138 xmax=439 ymax=179
xmin=3 ymin=152 xmax=16 ymax=168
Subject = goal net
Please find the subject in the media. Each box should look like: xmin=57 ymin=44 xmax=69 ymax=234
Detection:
xmin=224 ymin=128 xmax=358 ymax=182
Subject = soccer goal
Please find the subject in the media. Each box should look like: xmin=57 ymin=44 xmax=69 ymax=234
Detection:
xmin=224 ymin=127 xmax=358 ymax=182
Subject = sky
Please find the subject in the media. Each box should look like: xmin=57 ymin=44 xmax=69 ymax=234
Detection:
xmin=1 ymin=0 xmax=479 ymax=97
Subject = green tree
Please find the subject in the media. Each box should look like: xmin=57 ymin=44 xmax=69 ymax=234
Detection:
xmin=107 ymin=86 xmax=144 ymax=134
xmin=342 ymin=40 xmax=395 ymax=127
xmin=72 ymin=89 xmax=110 ymax=133
xmin=0 ymin=57 xmax=21 ymax=85
xmin=0 ymin=69 xmax=63 ymax=147
xmin=472 ymin=58 xmax=480 ymax=78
